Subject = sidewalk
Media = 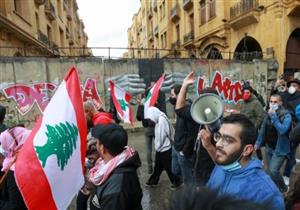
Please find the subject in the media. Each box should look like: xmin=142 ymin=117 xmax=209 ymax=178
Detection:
xmin=122 ymin=119 xmax=176 ymax=133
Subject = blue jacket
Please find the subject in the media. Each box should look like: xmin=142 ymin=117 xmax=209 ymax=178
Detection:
xmin=256 ymin=108 xmax=291 ymax=156
xmin=207 ymin=159 xmax=284 ymax=210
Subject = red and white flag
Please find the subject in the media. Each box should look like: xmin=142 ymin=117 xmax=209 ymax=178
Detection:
xmin=144 ymin=74 xmax=165 ymax=119
xmin=110 ymin=80 xmax=133 ymax=125
xmin=15 ymin=66 xmax=87 ymax=210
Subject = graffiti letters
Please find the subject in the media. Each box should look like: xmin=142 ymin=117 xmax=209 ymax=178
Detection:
xmin=3 ymin=78 xmax=103 ymax=115
xmin=197 ymin=71 xmax=243 ymax=104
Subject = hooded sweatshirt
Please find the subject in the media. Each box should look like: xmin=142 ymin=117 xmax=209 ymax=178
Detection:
xmin=147 ymin=107 xmax=173 ymax=152
xmin=207 ymin=159 xmax=284 ymax=210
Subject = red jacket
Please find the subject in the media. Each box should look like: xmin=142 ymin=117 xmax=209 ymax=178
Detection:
xmin=92 ymin=112 xmax=113 ymax=125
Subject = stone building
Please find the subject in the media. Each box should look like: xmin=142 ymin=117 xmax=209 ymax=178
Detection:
xmin=0 ymin=0 xmax=91 ymax=57
xmin=127 ymin=0 xmax=300 ymax=75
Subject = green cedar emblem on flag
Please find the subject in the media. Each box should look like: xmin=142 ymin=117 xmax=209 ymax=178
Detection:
xmin=35 ymin=122 xmax=78 ymax=170
xmin=145 ymin=91 xmax=152 ymax=102
xmin=118 ymin=99 xmax=128 ymax=111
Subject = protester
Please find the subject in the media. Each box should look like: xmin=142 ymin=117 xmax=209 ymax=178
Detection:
xmin=0 ymin=126 xmax=31 ymax=210
xmin=136 ymin=93 xmax=155 ymax=174
xmin=200 ymin=114 xmax=284 ymax=210
xmin=167 ymin=186 xmax=272 ymax=210
xmin=88 ymin=123 xmax=142 ymax=210
xmin=240 ymin=82 xmax=265 ymax=130
xmin=176 ymin=71 xmax=214 ymax=185
xmin=84 ymin=101 xmax=113 ymax=126
xmin=145 ymin=106 xmax=180 ymax=188
xmin=168 ymin=85 xmax=184 ymax=187
xmin=255 ymin=94 xmax=292 ymax=192
xmin=285 ymin=175 xmax=300 ymax=210
xmin=0 ymin=106 xmax=7 ymax=133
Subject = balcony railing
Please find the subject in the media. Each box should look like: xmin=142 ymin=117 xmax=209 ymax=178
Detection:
xmin=45 ymin=1 xmax=56 ymax=21
xmin=171 ymin=4 xmax=180 ymax=22
xmin=183 ymin=31 xmax=194 ymax=43
xmin=152 ymin=0 xmax=157 ymax=12
xmin=183 ymin=0 xmax=193 ymax=11
xmin=37 ymin=30 xmax=49 ymax=46
xmin=171 ymin=40 xmax=180 ymax=49
xmin=230 ymin=0 xmax=259 ymax=19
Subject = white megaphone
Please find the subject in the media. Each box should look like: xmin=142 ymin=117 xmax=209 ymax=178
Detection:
xmin=190 ymin=93 xmax=224 ymax=132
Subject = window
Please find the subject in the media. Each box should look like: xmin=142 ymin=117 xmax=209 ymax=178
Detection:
xmin=176 ymin=24 xmax=180 ymax=43
xmin=162 ymin=1 xmax=165 ymax=18
xmin=189 ymin=13 xmax=194 ymax=34
xmin=59 ymin=28 xmax=64 ymax=47
xmin=35 ymin=13 xmax=40 ymax=31
xmin=57 ymin=0 xmax=62 ymax=18
xmin=47 ymin=25 xmax=52 ymax=43
xmin=14 ymin=0 xmax=22 ymax=13
xmin=164 ymin=32 xmax=167 ymax=48
xmin=161 ymin=34 xmax=163 ymax=48
xmin=209 ymin=0 xmax=216 ymax=19
xmin=200 ymin=0 xmax=206 ymax=25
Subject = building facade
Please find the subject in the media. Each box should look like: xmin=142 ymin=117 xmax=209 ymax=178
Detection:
xmin=127 ymin=0 xmax=300 ymax=75
xmin=0 ymin=0 xmax=90 ymax=57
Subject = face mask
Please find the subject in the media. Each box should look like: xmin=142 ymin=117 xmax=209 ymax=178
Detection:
xmin=288 ymin=86 xmax=296 ymax=95
xmin=169 ymin=97 xmax=177 ymax=105
xmin=243 ymin=92 xmax=251 ymax=101
xmin=269 ymin=103 xmax=279 ymax=111
xmin=221 ymin=150 xmax=243 ymax=172
xmin=222 ymin=160 xmax=242 ymax=172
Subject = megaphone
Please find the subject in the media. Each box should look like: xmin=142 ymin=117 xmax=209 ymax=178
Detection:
xmin=190 ymin=93 xmax=224 ymax=132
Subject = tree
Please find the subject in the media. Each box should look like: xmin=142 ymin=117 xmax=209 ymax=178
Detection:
xmin=35 ymin=121 xmax=78 ymax=170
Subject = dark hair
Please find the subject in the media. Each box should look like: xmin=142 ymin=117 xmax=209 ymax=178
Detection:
xmin=0 ymin=105 xmax=6 ymax=124
xmin=242 ymin=81 xmax=253 ymax=93
xmin=270 ymin=94 xmax=282 ymax=102
xmin=286 ymin=175 xmax=300 ymax=208
xmin=166 ymin=186 xmax=271 ymax=210
xmin=221 ymin=114 xmax=256 ymax=146
xmin=200 ymin=87 xmax=219 ymax=95
xmin=92 ymin=124 xmax=128 ymax=156
xmin=172 ymin=84 xmax=182 ymax=95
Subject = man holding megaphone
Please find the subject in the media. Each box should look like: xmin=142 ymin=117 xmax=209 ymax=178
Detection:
xmin=175 ymin=71 xmax=216 ymax=186
xmin=199 ymin=114 xmax=284 ymax=210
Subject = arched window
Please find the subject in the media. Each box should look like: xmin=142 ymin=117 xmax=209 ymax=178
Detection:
xmin=234 ymin=36 xmax=262 ymax=61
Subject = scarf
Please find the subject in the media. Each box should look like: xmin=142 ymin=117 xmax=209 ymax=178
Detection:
xmin=88 ymin=146 xmax=134 ymax=186
xmin=0 ymin=127 xmax=31 ymax=171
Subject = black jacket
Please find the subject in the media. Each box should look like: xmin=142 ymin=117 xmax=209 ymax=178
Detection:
xmin=90 ymin=152 xmax=143 ymax=210
xmin=175 ymin=104 xmax=199 ymax=157
xmin=0 ymin=170 xmax=27 ymax=210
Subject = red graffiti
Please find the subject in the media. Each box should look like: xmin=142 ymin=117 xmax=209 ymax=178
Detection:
xmin=3 ymin=83 xmax=57 ymax=115
xmin=3 ymin=78 xmax=103 ymax=115
xmin=197 ymin=71 xmax=243 ymax=103
xmin=82 ymin=78 xmax=102 ymax=110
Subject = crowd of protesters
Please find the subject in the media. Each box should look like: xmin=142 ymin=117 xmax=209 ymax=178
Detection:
xmin=1 ymin=71 xmax=300 ymax=210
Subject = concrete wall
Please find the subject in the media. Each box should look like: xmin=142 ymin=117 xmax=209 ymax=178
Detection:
xmin=0 ymin=57 xmax=275 ymax=128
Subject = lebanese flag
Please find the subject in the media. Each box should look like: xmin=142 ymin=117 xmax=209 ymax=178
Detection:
xmin=144 ymin=74 xmax=165 ymax=119
xmin=110 ymin=80 xmax=133 ymax=125
xmin=15 ymin=66 xmax=87 ymax=210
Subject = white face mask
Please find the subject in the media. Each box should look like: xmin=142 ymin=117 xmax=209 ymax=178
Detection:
xmin=288 ymin=86 xmax=297 ymax=95
xmin=269 ymin=103 xmax=279 ymax=111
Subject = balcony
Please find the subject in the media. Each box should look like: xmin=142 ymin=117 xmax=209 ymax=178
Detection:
xmin=34 ymin=0 xmax=46 ymax=6
xmin=171 ymin=5 xmax=180 ymax=22
xmin=287 ymin=0 xmax=300 ymax=17
xmin=171 ymin=40 xmax=180 ymax=49
xmin=183 ymin=31 xmax=194 ymax=48
xmin=229 ymin=0 xmax=259 ymax=29
xmin=37 ymin=30 xmax=49 ymax=46
xmin=154 ymin=26 xmax=158 ymax=37
xmin=45 ymin=1 xmax=56 ymax=21
xmin=183 ymin=0 xmax=193 ymax=11
xmin=152 ymin=0 xmax=157 ymax=12
xmin=147 ymin=9 xmax=153 ymax=19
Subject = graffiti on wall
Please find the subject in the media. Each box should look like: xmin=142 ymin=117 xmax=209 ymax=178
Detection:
xmin=2 ymin=78 xmax=103 ymax=116
xmin=197 ymin=71 xmax=243 ymax=104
